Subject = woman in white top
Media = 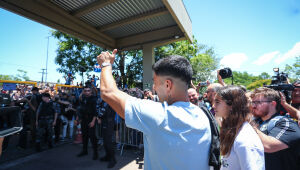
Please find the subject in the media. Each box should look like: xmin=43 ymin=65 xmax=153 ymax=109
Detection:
xmin=213 ymin=85 xmax=265 ymax=170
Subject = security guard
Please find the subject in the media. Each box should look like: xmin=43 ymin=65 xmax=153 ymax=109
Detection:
xmin=77 ymin=86 xmax=98 ymax=160
xmin=99 ymin=100 xmax=117 ymax=168
xmin=35 ymin=93 xmax=57 ymax=151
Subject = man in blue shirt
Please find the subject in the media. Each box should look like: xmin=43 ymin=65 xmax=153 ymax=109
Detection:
xmin=97 ymin=49 xmax=211 ymax=170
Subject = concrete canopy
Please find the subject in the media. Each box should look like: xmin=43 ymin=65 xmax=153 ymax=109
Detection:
xmin=0 ymin=0 xmax=192 ymax=50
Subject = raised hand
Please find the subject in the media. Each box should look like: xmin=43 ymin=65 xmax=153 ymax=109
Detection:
xmin=97 ymin=49 xmax=117 ymax=66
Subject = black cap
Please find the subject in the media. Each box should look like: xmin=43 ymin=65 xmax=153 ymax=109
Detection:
xmin=32 ymin=87 xmax=39 ymax=91
xmin=41 ymin=93 xmax=51 ymax=98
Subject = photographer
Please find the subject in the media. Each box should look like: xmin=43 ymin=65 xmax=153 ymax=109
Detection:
xmin=279 ymin=81 xmax=300 ymax=125
xmin=292 ymin=80 xmax=300 ymax=109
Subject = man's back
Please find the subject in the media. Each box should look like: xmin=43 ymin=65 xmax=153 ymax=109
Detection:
xmin=125 ymin=97 xmax=211 ymax=170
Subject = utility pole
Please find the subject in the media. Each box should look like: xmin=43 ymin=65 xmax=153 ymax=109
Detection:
xmin=40 ymin=69 xmax=46 ymax=83
xmin=46 ymin=36 xmax=50 ymax=83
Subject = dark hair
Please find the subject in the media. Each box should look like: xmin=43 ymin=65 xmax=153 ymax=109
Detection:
xmin=32 ymin=87 xmax=39 ymax=91
xmin=83 ymin=86 xmax=91 ymax=89
xmin=216 ymin=86 xmax=250 ymax=156
xmin=152 ymin=55 xmax=193 ymax=85
xmin=251 ymin=87 xmax=280 ymax=111
xmin=41 ymin=92 xmax=51 ymax=98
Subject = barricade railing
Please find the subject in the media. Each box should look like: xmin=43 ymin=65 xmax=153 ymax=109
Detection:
xmin=95 ymin=118 xmax=143 ymax=156
xmin=115 ymin=119 xmax=143 ymax=155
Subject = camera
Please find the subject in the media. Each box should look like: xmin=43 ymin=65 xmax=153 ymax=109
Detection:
xmin=219 ymin=67 xmax=232 ymax=79
xmin=264 ymin=68 xmax=295 ymax=112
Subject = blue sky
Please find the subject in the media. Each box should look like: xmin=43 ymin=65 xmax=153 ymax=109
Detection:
xmin=0 ymin=0 xmax=299 ymax=84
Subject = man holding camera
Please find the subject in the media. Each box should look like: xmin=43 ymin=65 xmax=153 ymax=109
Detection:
xmin=251 ymin=87 xmax=300 ymax=170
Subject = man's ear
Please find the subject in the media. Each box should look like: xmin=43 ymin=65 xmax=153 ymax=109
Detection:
xmin=165 ymin=79 xmax=173 ymax=91
xmin=271 ymin=101 xmax=277 ymax=107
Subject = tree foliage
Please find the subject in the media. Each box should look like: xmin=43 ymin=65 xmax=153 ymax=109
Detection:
xmin=0 ymin=74 xmax=21 ymax=81
xmin=155 ymin=38 xmax=219 ymax=81
xmin=222 ymin=71 xmax=273 ymax=89
xmin=16 ymin=69 xmax=30 ymax=81
xmin=284 ymin=56 xmax=299 ymax=82
xmin=52 ymin=31 xmax=219 ymax=88
xmin=247 ymin=79 xmax=272 ymax=91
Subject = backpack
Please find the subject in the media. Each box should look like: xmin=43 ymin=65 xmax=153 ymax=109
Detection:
xmin=200 ymin=104 xmax=221 ymax=170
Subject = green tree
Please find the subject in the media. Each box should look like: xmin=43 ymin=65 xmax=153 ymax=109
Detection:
xmin=223 ymin=71 xmax=261 ymax=87
xmin=247 ymin=79 xmax=272 ymax=91
xmin=52 ymin=30 xmax=143 ymax=88
xmin=0 ymin=74 xmax=21 ymax=81
xmin=258 ymin=72 xmax=271 ymax=79
xmin=284 ymin=56 xmax=299 ymax=82
xmin=52 ymin=31 xmax=219 ymax=88
xmin=155 ymin=38 xmax=219 ymax=81
xmin=16 ymin=69 xmax=30 ymax=81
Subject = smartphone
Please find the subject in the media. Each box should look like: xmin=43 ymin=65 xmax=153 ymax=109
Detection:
xmin=198 ymin=82 xmax=208 ymax=86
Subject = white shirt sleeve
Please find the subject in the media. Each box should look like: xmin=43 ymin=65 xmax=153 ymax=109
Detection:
xmin=235 ymin=142 xmax=265 ymax=170
xmin=125 ymin=97 xmax=165 ymax=135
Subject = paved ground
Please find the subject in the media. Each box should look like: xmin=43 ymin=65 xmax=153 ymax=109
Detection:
xmin=0 ymin=138 xmax=144 ymax=170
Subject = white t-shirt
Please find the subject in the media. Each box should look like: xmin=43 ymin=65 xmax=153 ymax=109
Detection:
xmin=125 ymin=97 xmax=211 ymax=170
xmin=221 ymin=122 xmax=265 ymax=170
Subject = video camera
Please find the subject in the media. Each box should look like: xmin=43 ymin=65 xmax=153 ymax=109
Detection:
xmin=264 ymin=68 xmax=294 ymax=101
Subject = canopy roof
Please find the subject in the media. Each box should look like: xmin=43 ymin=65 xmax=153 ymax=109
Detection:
xmin=1 ymin=0 xmax=192 ymax=50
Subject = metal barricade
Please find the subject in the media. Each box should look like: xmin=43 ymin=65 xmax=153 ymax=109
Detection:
xmin=115 ymin=119 xmax=143 ymax=156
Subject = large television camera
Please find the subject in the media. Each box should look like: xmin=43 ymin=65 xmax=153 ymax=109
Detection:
xmin=264 ymin=68 xmax=294 ymax=101
xmin=264 ymin=68 xmax=295 ymax=113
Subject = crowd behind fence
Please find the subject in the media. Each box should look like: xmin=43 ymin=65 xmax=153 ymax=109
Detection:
xmin=0 ymin=80 xmax=145 ymax=157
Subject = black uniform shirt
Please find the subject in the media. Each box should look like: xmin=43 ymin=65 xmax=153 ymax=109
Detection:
xmin=258 ymin=113 xmax=300 ymax=170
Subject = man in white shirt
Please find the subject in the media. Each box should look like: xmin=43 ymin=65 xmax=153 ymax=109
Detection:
xmin=97 ymin=49 xmax=211 ymax=170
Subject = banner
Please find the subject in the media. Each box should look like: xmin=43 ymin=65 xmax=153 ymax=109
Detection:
xmin=3 ymin=83 xmax=17 ymax=90
xmin=94 ymin=64 xmax=101 ymax=73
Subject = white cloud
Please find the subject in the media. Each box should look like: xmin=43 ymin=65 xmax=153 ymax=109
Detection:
xmin=275 ymin=42 xmax=300 ymax=64
xmin=220 ymin=53 xmax=248 ymax=69
xmin=252 ymin=51 xmax=280 ymax=66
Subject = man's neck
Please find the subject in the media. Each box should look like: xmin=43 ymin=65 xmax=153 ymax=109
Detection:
xmin=261 ymin=111 xmax=277 ymax=121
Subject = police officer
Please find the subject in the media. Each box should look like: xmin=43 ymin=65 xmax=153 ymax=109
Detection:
xmin=35 ymin=93 xmax=58 ymax=151
xmin=99 ymin=100 xmax=117 ymax=168
xmin=77 ymin=86 xmax=98 ymax=160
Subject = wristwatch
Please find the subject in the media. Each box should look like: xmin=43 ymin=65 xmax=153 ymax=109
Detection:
xmin=101 ymin=62 xmax=111 ymax=68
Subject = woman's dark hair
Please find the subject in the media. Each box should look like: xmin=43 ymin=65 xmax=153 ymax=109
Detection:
xmin=216 ymin=85 xmax=250 ymax=156
xmin=152 ymin=55 xmax=193 ymax=85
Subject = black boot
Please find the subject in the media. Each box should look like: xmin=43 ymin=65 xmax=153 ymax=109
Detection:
xmin=35 ymin=142 xmax=41 ymax=152
xmin=100 ymin=156 xmax=110 ymax=162
xmin=107 ymin=158 xmax=117 ymax=168
xmin=93 ymin=152 xmax=98 ymax=160
xmin=77 ymin=151 xmax=88 ymax=157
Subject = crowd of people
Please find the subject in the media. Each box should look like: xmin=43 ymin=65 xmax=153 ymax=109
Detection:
xmin=97 ymin=49 xmax=300 ymax=170
xmin=1 ymin=49 xmax=300 ymax=170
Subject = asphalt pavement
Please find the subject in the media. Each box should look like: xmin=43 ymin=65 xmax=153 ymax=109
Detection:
xmin=0 ymin=141 xmax=144 ymax=170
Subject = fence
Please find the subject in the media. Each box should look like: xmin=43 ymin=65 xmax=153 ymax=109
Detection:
xmin=96 ymin=117 xmax=143 ymax=156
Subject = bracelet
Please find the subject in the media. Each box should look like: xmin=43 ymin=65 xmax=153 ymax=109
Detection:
xmin=101 ymin=62 xmax=111 ymax=68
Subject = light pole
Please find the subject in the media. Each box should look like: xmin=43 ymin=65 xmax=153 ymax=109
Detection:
xmin=46 ymin=36 xmax=50 ymax=83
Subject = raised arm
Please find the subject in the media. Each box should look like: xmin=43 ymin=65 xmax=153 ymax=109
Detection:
xmin=97 ymin=49 xmax=130 ymax=119
xmin=280 ymin=92 xmax=300 ymax=125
